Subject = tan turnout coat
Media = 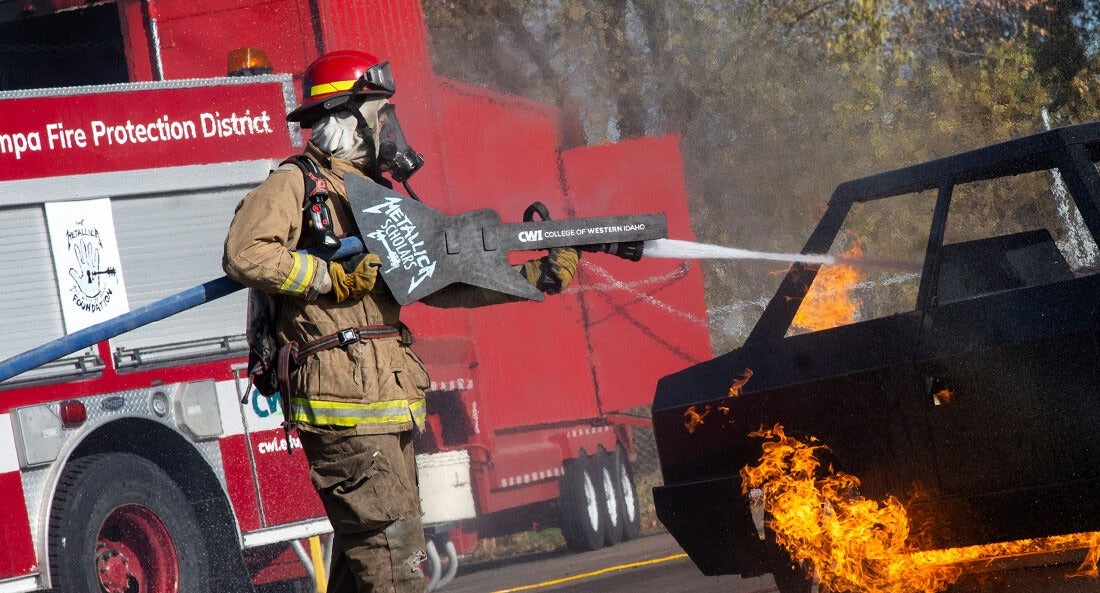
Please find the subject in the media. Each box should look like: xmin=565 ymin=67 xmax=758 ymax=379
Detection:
xmin=223 ymin=143 xmax=499 ymax=434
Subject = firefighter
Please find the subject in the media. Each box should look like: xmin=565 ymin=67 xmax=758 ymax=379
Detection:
xmin=222 ymin=50 xmax=578 ymax=593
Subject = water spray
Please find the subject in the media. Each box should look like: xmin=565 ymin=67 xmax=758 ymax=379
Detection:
xmin=642 ymin=238 xmax=837 ymax=265
xmin=642 ymin=238 xmax=922 ymax=271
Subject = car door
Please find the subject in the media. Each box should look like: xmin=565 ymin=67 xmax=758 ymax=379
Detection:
xmin=916 ymin=239 xmax=1100 ymax=545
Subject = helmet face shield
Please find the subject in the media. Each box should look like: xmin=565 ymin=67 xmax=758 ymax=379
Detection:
xmin=355 ymin=61 xmax=395 ymax=96
xmin=321 ymin=61 xmax=395 ymax=106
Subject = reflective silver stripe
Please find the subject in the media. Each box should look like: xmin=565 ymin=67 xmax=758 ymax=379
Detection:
xmin=278 ymin=252 xmax=316 ymax=296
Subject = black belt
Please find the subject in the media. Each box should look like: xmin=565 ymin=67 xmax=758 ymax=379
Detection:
xmin=276 ymin=324 xmax=412 ymax=403
xmin=292 ymin=324 xmax=406 ymax=361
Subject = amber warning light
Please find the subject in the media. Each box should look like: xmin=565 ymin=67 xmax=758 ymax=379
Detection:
xmin=227 ymin=47 xmax=274 ymax=77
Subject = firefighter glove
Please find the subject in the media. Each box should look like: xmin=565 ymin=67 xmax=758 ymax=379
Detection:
xmin=521 ymin=247 xmax=580 ymax=295
xmin=329 ymin=253 xmax=382 ymax=302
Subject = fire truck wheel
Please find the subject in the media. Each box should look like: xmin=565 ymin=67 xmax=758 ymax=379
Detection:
xmin=596 ymin=449 xmax=623 ymax=547
xmin=612 ymin=445 xmax=641 ymax=541
xmin=48 ymin=452 xmax=211 ymax=593
xmin=559 ymin=452 xmax=607 ymax=552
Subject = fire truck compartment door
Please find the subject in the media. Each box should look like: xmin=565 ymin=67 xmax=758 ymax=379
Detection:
xmin=0 ymin=162 xmax=270 ymax=376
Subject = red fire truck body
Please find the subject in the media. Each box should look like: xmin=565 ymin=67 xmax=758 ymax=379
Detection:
xmin=0 ymin=1 xmax=711 ymax=591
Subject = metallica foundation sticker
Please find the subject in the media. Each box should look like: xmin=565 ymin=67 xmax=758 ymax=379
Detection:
xmin=45 ymin=198 xmax=130 ymax=333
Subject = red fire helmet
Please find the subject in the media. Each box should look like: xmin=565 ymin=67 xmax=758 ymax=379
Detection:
xmin=286 ymin=50 xmax=395 ymax=127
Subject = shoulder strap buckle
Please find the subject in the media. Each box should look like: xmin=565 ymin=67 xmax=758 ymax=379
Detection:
xmin=284 ymin=155 xmax=340 ymax=250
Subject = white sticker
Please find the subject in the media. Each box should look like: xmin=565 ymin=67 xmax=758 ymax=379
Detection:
xmin=45 ymin=198 xmax=130 ymax=333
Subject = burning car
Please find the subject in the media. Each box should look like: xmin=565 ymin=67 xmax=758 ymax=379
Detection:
xmin=652 ymin=121 xmax=1100 ymax=591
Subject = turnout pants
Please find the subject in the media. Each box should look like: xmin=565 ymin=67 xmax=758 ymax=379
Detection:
xmin=298 ymin=428 xmax=427 ymax=593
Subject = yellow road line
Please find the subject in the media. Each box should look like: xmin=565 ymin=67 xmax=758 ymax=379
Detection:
xmin=490 ymin=552 xmax=689 ymax=593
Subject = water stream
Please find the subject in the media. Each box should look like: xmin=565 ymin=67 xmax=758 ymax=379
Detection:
xmin=643 ymin=238 xmax=921 ymax=271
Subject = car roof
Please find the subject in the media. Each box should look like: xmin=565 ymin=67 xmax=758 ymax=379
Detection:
xmin=833 ymin=121 xmax=1100 ymax=205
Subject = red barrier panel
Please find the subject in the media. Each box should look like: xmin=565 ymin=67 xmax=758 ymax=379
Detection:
xmin=562 ymin=135 xmax=713 ymax=414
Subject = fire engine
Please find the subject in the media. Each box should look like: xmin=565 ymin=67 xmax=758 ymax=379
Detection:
xmin=0 ymin=1 xmax=710 ymax=592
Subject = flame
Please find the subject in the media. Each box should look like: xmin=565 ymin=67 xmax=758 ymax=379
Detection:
xmin=741 ymin=424 xmax=1100 ymax=593
xmin=682 ymin=370 xmax=753 ymax=432
xmin=931 ymin=388 xmax=954 ymax=405
xmin=728 ymin=368 xmax=754 ymax=397
xmin=683 ymin=405 xmax=711 ymax=434
xmin=791 ymin=240 xmax=865 ymax=333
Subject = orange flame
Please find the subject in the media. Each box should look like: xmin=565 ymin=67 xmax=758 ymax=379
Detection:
xmin=683 ymin=405 xmax=711 ymax=434
xmin=741 ymin=425 xmax=1099 ymax=593
xmin=791 ymin=240 xmax=865 ymax=333
xmin=682 ymin=370 xmax=752 ymax=432
xmin=728 ymin=368 xmax=753 ymax=398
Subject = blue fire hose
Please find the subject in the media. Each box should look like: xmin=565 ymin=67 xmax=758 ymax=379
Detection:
xmin=0 ymin=238 xmax=365 ymax=384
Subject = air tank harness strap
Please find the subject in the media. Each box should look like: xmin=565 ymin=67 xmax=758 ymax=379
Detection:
xmin=297 ymin=324 xmax=409 ymax=359
xmin=284 ymin=154 xmax=340 ymax=250
xmin=277 ymin=323 xmax=411 ymax=391
xmin=274 ymin=323 xmax=412 ymax=455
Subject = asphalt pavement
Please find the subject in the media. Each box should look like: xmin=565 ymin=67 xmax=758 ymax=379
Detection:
xmin=441 ymin=531 xmax=1100 ymax=593
xmin=442 ymin=531 xmax=778 ymax=593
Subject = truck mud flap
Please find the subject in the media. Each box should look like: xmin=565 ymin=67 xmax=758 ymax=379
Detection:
xmin=653 ymin=475 xmax=770 ymax=577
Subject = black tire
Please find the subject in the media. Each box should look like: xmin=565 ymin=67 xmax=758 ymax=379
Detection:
xmin=595 ymin=449 xmax=623 ymax=546
xmin=49 ymin=452 xmax=211 ymax=593
xmin=611 ymin=445 xmax=641 ymax=541
xmin=559 ymin=451 xmax=606 ymax=552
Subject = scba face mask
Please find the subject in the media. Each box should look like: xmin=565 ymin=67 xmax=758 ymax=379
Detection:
xmin=310 ymin=99 xmax=385 ymax=166
xmin=376 ymin=103 xmax=424 ymax=182
xmin=311 ymin=99 xmax=424 ymax=192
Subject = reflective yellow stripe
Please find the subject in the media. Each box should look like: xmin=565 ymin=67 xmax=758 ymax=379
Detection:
xmin=410 ymin=398 xmax=426 ymax=427
xmin=278 ymin=252 xmax=316 ymax=296
xmin=289 ymin=397 xmax=422 ymax=427
xmin=309 ymin=79 xmax=357 ymax=98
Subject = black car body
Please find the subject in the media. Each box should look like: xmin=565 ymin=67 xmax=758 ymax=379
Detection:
xmin=652 ymin=122 xmax=1100 ymax=579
